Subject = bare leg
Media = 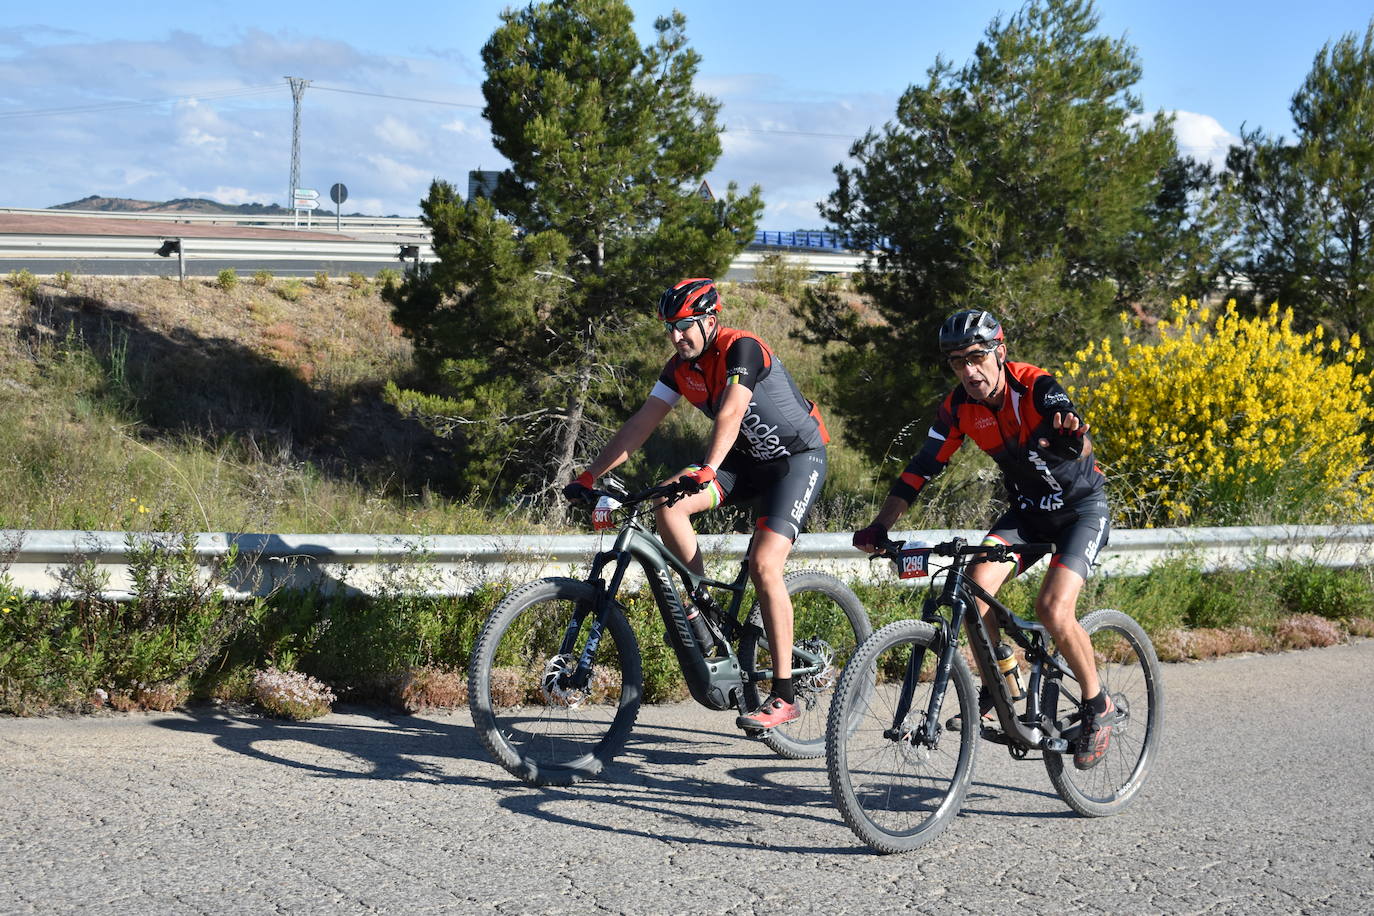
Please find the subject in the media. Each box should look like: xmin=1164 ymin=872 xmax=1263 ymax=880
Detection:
xmin=1035 ymin=565 xmax=1100 ymax=699
xmin=653 ymin=480 xmax=717 ymax=575
xmin=749 ymin=529 xmax=795 ymax=685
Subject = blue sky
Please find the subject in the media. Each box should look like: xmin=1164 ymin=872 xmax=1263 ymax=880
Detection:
xmin=1 ymin=0 xmax=1368 ymax=224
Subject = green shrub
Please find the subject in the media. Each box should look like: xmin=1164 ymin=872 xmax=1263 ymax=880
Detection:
xmin=55 ymin=270 xmax=75 ymax=291
xmin=313 ymin=270 xmax=330 ymax=290
xmin=253 ymin=269 xmax=274 ymax=287
xmin=7 ymin=269 xmax=40 ymax=302
xmin=347 ymin=271 xmax=370 ymax=291
xmin=1276 ymin=560 xmax=1374 ymax=620
xmin=216 ymin=268 xmax=239 ymax=292
xmin=276 ymin=279 xmax=305 ymax=302
xmin=0 ymin=527 xmax=271 ymax=715
xmin=752 ymin=253 xmax=810 ymax=298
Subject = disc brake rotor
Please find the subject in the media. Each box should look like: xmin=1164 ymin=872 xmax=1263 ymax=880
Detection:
xmin=539 ymin=654 xmax=588 ymax=708
xmin=795 ymin=637 xmax=837 ymax=704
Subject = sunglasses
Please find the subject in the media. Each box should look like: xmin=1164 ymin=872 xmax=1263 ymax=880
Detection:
xmin=664 ymin=315 xmax=705 ymax=333
xmin=946 ymin=346 xmax=998 ymax=370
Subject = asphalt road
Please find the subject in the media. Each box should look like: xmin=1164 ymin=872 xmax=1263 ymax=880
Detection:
xmin=3 ymin=641 xmax=1373 ymax=915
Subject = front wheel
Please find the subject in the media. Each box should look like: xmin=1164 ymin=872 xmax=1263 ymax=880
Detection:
xmin=1042 ymin=608 xmax=1164 ymax=816
xmin=468 ymin=577 xmax=642 ymax=786
xmin=826 ymin=619 xmax=979 ymax=853
xmin=740 ymin=570 xmax=872 ymax=759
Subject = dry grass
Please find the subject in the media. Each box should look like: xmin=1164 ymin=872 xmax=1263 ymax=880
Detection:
xmin=395 ymin=665 xmax=468 ymax=712
xmin=1273 ymin=614 xmax=1344 ymax=650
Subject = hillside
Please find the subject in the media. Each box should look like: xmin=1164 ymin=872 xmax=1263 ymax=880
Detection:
xmin=49 ymin=195 xmax=387 ymax=218
xmin=0 ymin=270 xmax=936 ymax=536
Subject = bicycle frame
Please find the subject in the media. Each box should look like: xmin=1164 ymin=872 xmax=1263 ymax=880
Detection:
xmin=892 ymin=539 xmax=1076 ymax=752
xmin=570 ymin=492 xmax=832 ymax=713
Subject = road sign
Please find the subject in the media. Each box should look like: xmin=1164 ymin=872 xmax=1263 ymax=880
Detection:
xmin=293 ymin=199 xmax=320 ymax=210
xmin=294 ymin=188 xmax=319 ymax=200
xmin=330 ymin=183 xmax=348 ymax=205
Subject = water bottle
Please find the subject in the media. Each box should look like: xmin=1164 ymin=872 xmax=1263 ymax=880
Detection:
xmin=685 ymin=589 xmax=719 ymax=655
xmin=995 ymin=643 xmax=1024 ymax=702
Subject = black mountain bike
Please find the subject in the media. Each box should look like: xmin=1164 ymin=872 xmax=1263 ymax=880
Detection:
xmin=468 ymin=481 xmax=871 ymax=786
xmin=825 ymin=537 xmax=1163 ymax=853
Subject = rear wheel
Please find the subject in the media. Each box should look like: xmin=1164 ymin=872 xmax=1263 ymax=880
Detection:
xmin=1042 ymin=608 xmax=1164 ymax=816
xmin=740 ymin=571 xmax=872 ymax=759
xmin=826 ymin=620 xmax=978 ymax=853
xmin=468 ymin=577 xmax=642 ymax=786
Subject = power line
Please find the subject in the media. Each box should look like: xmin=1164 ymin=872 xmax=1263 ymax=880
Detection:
xmin=0 ymin=84 xmax=283 ymax=121
xmin=312 ymin=84 xmax=484 ymax=109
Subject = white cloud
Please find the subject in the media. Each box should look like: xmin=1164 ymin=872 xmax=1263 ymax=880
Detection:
xmin=1169 ymin=110 xmax=1240 ymax=169
xmin=364 ymin=154 xmax=434 ymax=191
xmin=441 ymin=118 xmax=474 ymax=135
xmin=192 ymin=186 xmax=278 ymax=205
xmin=375 ymin=116 xmax=426 ymax=152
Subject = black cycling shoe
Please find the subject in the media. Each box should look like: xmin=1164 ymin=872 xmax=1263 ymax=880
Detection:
xmin=945 ymin=686 xmax=996 ymax=733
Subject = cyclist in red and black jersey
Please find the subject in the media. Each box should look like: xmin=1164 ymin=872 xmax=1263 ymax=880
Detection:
xmin=564 ymin=279 xmax=830 ymax=732
xmin=852 ymin=309 xmax=1116 ymax=770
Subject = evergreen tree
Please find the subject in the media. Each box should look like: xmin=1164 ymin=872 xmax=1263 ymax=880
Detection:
xmin=800 ymin=0 xmax=1215 ymax=461
xmin=1228 ymin=20 xmax=1374 ymax=339
xmin=386 ymin=0 xmax=761 ymax=507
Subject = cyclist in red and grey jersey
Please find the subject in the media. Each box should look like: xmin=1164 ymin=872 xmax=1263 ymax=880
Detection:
xmin=852 ymin=309 xmax=1116 ymax=770
xmin=564 ymin=278 xmax=829 ymax=732
xmin=653 ymin=325 xmax=828 ymax=463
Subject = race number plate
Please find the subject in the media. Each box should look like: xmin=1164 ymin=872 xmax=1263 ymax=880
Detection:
xmin=592 ymin=495 xmax=620 ymax=531
xmin=897 ymin=546 xmax=932 ymax=579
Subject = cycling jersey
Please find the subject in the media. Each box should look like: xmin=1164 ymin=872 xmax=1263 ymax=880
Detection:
xmin=889 ymin=361 xmax=1105 ymax=514
xmin=651 ymin=327 xmax=829 ymax=462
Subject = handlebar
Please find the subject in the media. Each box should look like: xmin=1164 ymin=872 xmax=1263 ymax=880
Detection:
xmin=870 ymin=537 xmax=1056 ymax=570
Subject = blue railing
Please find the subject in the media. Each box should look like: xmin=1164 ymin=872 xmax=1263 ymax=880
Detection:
xmin=752 ymin=229 xmax=890 ymax=252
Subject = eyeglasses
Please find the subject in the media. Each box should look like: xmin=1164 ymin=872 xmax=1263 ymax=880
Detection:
xmin=664 ymin=315 xmax=705 ymax=333
xmin=946 ymin=346 xmax=998 ymax=370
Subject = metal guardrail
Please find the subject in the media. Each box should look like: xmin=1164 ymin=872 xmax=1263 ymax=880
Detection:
xmin=0 ymin=206 xmax=426 ymax=234
xmin=0 ymin=232 xmax=437 ymax=264
xmin=0 ymin=208 xmax=873 ymax=273
xmin=4 ymin=525 xmax=1372 ymax=601
xmin=0 ymin=233 xmax=866 ymax=274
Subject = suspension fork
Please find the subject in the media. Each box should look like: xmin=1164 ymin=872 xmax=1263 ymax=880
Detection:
xmin=564 ymin=546 xmax=634 ymax=690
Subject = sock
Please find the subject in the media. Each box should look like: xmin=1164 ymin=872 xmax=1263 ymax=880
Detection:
xmin=773 ymin=678 xmax=794 ymax=704
xmin=1087 ymin=690 xmax=1109 ymax=715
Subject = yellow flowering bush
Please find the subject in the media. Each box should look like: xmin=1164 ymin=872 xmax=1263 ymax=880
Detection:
xmin=1063 ymin=298 xmax=1374 ymax=526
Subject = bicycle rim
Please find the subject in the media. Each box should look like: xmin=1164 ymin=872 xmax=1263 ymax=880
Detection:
xmin=1043 ymin=608 xmax=1164 ymax=816
xmin=743 ymin=571 xmax=872 ymax=759
xmin=826 ymin=620 xmax=978 ymax=853
xmin=468 ymin=578 xmax=642 ymax=786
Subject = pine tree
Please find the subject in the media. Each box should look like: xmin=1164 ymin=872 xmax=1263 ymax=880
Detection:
xmin=800 ymin=0 xmax=1214 ymax=460
xmin=1229 ymin=19 xmax=1374 ymax=339
xmin=385 ymin=0 xmax=761 ymax=506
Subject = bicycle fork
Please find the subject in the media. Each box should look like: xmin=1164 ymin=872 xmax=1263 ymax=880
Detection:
xmin=561 ymin=548 xmax=632 ymax=691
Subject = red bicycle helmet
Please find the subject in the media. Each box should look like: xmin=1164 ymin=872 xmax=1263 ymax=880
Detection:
xmin=657 ymin=278 xmax=721 ymax=322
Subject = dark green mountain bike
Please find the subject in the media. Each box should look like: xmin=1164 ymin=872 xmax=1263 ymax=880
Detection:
xmin=469 ymin=480 xmax=871 ymax=786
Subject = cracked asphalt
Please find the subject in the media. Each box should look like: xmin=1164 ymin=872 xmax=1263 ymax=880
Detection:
xmin=3 ymin=640 xmax=1372 ymax=914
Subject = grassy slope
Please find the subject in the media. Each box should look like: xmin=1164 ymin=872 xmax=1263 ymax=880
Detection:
xmin=4 ymin=270 xmax=997 ymax=535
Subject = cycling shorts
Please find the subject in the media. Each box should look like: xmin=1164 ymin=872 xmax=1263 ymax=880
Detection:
xmin=983 ymin=496 xmax=1110 ymax=580
xmin=706 ymin=448 xmax=828 ymax=542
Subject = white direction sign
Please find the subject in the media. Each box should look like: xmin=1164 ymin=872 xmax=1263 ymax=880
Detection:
xmin=294 ymin=188 xmax=320 ymax=199
xmin=293 ymin=199 xmax=320 ymax=210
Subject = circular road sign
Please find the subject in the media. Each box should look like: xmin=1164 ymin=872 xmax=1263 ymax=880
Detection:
xmin=330 ymin=183 xmax=349 ymax=205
